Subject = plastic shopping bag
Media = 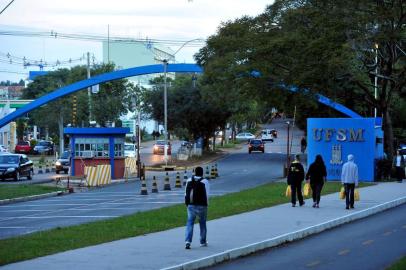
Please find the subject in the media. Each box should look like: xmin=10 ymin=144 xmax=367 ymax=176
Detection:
xmin=339 ymin=187 xmax=345 ymax=200
xmin=303 ymin=183 xmax=310 ymax=196
xmin=285 ymin=185 xmax=291 ymax=197
xmin=354 ymin=189 xmax=360 ymax=201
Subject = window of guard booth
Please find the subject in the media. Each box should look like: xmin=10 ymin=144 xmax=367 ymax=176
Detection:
xmin=74 ymin=138 xmax=109 ymax=157
xmin=114 ymin=138 xmax=124 ymax=157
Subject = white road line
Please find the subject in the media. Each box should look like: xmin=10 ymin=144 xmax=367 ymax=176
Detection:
xmin=0 ymin=226 xmax=31 ymax=229
xmin=4 ymin=215 xmax=119 ymax=219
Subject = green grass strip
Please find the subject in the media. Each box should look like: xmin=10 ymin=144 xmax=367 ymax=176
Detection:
xmin=0 ymin=184 xmax=64 ymax=200
xmin=387 ymin=256 xmax=406 ymax=270
xmin=0 ymin=182 xmax=371 ymax=265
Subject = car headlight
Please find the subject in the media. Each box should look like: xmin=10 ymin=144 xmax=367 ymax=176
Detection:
xmin=7 ymin=168 xmax=15 ymax=172
xmin=55 ymin=161 xmax=61 ymax=166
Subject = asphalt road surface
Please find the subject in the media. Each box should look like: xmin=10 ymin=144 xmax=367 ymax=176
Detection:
xmin=207 ymin=203 xmax=406 ymax=270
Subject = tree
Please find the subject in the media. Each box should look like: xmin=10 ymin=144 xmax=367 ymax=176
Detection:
xmin=21 ymin=63 xmax=132 ymax=142
xmin=195 ymin=0 xmax=406 ymax=157
xmin=142 ymin=74 xmax=230 ymax=149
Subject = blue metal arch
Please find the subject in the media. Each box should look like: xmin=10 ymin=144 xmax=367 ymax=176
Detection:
xmin=0 ymin=63 xmax=362 ymax=128
xmin=0 ymin=63 xmax=203 ymax=128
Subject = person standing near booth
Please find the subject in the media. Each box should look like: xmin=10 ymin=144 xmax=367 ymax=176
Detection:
xmin=341 ymin=154 xmax=359 ymax=210
xmin=392 ymin=149 xmax=405 ymax=183
xmin=306 ymin=154 xmax=327 ymax=208
xmin=287 ymin=154 xmax=305 ymax=207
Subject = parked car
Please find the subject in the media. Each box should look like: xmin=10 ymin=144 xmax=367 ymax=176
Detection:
xmin=124 ymin=143 xmax=137 ymax=158
xmin=15 ymin=141 xmax=31 ymax=154
xmin=248 ymin=139 xmax=265 ymax=154
xmin=0 ymin=154 xmax=33 ymax=181
xmin=0 ymin=144 xmax=8 ymax=153
xmin=235 ymin=132 xmax=256 ymax=141
xmin=33 ymin=140 xmax=54 ymax=155
xmin=153 ymin=140 xmax=171 ymax=155
xmin=55 ymin=150 xmax=70 ymax=174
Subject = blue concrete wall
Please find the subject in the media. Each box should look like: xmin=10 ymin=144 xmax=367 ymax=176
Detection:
xmin=307 ymin=118 xmax=377 ymax=182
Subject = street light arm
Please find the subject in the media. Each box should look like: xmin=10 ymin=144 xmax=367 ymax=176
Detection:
xmin=172 ymin=38 xmax=205 ymax=57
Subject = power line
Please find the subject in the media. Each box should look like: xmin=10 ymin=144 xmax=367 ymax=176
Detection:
xmin=0 ymin=0 xmax=15 ymax=15
xmin=0 ymin=30 xmax=206 ymax=47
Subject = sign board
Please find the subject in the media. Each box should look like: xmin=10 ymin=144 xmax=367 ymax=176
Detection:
xmin=121 ymin=120 xmax=135 ymax=134
xmin=307 ymin=118 xmax=383 ymax=182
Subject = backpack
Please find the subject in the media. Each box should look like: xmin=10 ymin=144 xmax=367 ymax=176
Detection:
xmin=185 ymin=176 xmax=207 ymax=206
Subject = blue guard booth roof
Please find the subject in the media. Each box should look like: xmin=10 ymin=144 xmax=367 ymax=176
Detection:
xmin=64 ymin=127 xmax=130 ymax=135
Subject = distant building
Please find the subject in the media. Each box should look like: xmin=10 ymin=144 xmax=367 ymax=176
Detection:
xmin=0 ymin=86 xmax=24 ymax=99
xmin=102 ymin=41 xmax=175 ymax=133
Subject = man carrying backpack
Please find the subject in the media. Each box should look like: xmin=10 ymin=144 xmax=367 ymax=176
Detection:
xmin=184 ymin=166 xmax=210 ymax=249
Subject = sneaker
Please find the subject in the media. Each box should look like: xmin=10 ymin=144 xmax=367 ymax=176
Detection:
xmin=316 ymin=204 xmax=319 ymax=208
xmin=350 ymin=205 xmax=354 ymax=209
xmin=200 ymin=242 xmax=208 ymax=247
xmin=185 ymin=243 xmax=191 ymax=249
xmin=292 ymin=204 xmax=296 ymax=207
xmin=345 ymin=206 xmax=349 ymax=210
xmin=299 ymin=201 xmax=305 ymax=207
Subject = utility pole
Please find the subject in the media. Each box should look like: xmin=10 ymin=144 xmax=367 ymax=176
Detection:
xmin=163 ymin=59 xmax=168 ymax=165
xmin=87 ymin=52 xmax=92 ymax=122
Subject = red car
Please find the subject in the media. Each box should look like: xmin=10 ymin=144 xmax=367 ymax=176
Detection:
xmin=15 ymin=141 xmax=32 ymax=154
xmin=248 ymin=139 xmax=265 ymax=154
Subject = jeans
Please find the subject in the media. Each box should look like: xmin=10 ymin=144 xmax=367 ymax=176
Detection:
xmin=185 ymin=205 xmax=207 ymax=244
xmin=344 ymin=183 xmax=355 ymax=207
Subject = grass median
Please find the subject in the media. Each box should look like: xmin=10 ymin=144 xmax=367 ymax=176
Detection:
xmin=0 ymin=184 xmax=64 ymax=200
xmin=0 ymin=181 xmax=371 ymax=265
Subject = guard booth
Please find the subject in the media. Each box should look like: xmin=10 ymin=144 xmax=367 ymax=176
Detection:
xmin=64 ymin=127 xmax=130 ymax=179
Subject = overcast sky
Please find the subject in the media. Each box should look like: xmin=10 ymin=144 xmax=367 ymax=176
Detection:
xmin=0 ymin=0 xmax=273 ymax=82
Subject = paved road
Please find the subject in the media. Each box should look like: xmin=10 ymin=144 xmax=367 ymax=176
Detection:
xmin=208 ymin=203 xmax=406 ymax=270
xmin=0 ymin=151 xmax=285 ymax=239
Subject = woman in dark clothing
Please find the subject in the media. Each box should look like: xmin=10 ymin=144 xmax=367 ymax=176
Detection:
xmin=306 ymin=155 xmax=327 ymax=208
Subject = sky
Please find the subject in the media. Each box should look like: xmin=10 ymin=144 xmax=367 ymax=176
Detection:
xmin=0 ymin=0 xmax=273 ymax=82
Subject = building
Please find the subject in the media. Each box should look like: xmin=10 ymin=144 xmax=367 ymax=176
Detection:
xmin=102 ymin=40 xmax=175 ymax=134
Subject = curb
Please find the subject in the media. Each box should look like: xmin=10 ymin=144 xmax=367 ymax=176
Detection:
xmin=0 ymin=191 xmax=66 ymax=205
xmin=162 ymin=195 xmax=406 ymax=270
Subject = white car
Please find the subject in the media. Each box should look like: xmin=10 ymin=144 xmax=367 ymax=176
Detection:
xmin=0 ymin=145 xmax=8 ymax=152
xmin=235 ymin=132 xmax=256 ymax=141
xmin=124 ymin=143 xmax=137 ymax=158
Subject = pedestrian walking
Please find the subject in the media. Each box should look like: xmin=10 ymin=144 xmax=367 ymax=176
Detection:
xmin=392 ymin=149 xmax=405 ymax=183
xmin=305 ymin=154 xmax=327 ymax=208
xmin=184 ymin=166 xmax=210 ymax=249
xmin=341 ymin=154 xmax=359 ymax=210
xmin=287 ymin=154 xmax=305 ymax=207
xmin=300 ymin=136 xmax=307 ymax=154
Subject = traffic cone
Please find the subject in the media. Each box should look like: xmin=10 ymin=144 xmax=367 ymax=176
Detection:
xmin=210 ymin=165 xmax=216 ymax=179
xmin=140 ymin=175 xmax=148 ymax=195
xmin=151 ymin=176 xmax=159 ymax=193
xmin=205 ymin=166 xmax=210 ymax=179
xmin=45 ymin=161 xmax=50 ymax=173
xmin=38 ymin=164 xmax=43 ymax=174
xmin=215 ymin=163 xmax=219 ymax=177
xmin=163 ymin=172 xmax=171 ymax=191
xmin=183 ymin=170 xmax=188 ymax=186
xmin=175 ymin=172 xmax=182 ymax=188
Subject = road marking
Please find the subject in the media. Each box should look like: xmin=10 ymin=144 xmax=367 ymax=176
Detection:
xmin=362 ymin=239 xmax=374 ymax=245
xmin=3 ymin=215 xmax=119 ymax=219
xmin=306 ymin=260 xmax=321 ymax=267
xmin=338 ymin=249 xmax=350 ymax=255
xmin=0 ymin=226 xmax=30 ymax=229
xmin=383 ymin=231 xmax=392 ymax=236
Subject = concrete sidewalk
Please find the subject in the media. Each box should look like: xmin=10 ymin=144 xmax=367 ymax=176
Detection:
xmin=3 ymin=182 xmax=406 ymax=270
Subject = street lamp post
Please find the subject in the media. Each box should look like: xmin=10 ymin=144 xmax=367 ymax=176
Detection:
xmin=374 ymin=43 xmax=378 ymax=118
xmin=161 ymin=38 xmax=204 ymax=166
xmin=285 ymin=121 xmax=291 ymax=177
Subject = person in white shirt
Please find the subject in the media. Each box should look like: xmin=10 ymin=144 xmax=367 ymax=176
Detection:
xmin=392 ymin=150 xmax=405 ymax=183
xmin=341 ymin=154 xmax=359 ymax=209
